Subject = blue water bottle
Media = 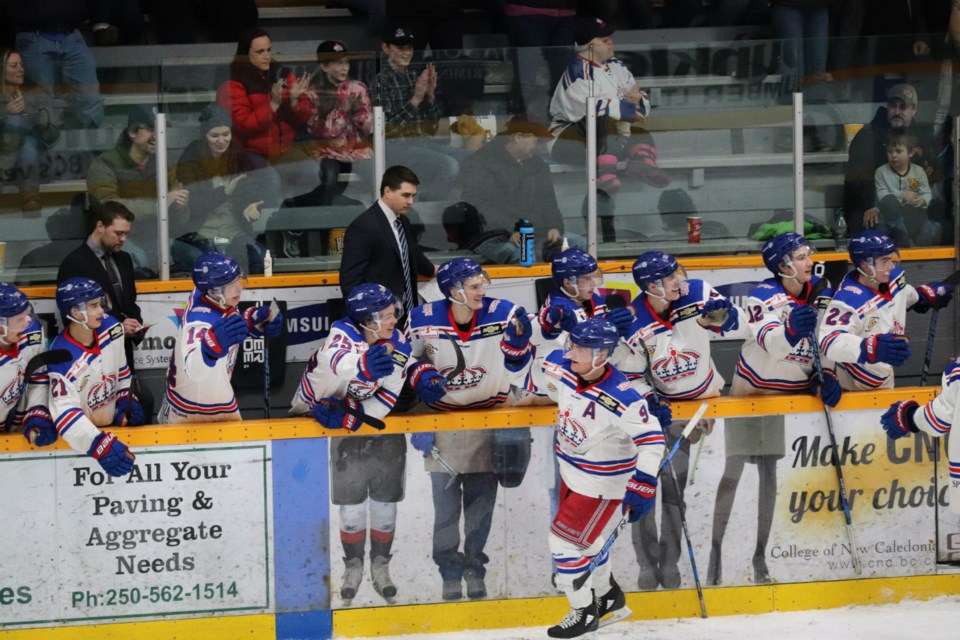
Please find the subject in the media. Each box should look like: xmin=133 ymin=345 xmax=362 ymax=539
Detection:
xmin=518 ymin=218 xmax=535 ymax=267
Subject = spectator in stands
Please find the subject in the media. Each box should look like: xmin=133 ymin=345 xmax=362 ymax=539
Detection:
xmin=844 ymin=83 xmax=947 ymax=244
xmin=459 ymin=114 xmax=576 ymax=262
xmin=86 ymin=0 xmax=144 ymax=46
xmin=306 ymin=40 xmax=375 ymax=207
xmin=217 ymin=28 xmax=317 ymax=203
xmin=441 ymin=201 xmax=515 ymax=264
xmin=770 ymin=0 xmax=831 ymax=136
xmin=57 ymin=199 xmax=154 ymax=420
xmin=861 ymin=2 xmax=934 ymax=101
xmin=873 ymin=132 xmax=939 ymax=247
xmin=86 ymin=105 xmax=198 ymax=274
xmin=503 ymin=0 xmax=576 ymax=116
xmin=176 ymin=105 xmax=269 ymax=275
xmin=385 ymin=0 xmax=464 ymax=51
xmin=0 ymin=47 xmax=58 ymax=213
xmin=376 ymin=23 xmax=463 ymax=201
xmin=2 ymin=2 xmax=105 ymax=128
xmin=548 ymin=17 xmax=671 ymax=194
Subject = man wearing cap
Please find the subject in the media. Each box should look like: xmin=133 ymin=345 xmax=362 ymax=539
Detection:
xmin=844 ymin=83 xmax=947 ymax=244
xmin=87 ymin=106 xmax=197 ymax=274
xmin=548 ymin=16 xmax=671 ymax=192
xmin=375 ymin=23 xmax=462 ymax=201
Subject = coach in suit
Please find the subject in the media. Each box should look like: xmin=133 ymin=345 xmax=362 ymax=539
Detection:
xmin=339 ymin=165 xmax=436 ymax=321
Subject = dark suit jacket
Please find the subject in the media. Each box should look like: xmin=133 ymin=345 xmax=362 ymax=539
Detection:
xmin=339 ymin=202 xmax=434 ymax=309
xmin=57 ymin=240 xmax=143 ymax=368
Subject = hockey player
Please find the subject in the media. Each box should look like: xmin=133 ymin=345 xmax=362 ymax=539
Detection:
xmin=158 ymin=252 xmax=283 ymax=424
xmin=407 ymin=257 xmax=533 ymax=601
xmin=618 ymin=251 xmax=748 ymax=589
xmin=47 ymin=278 xmax=141 ymax=477
xmin=539 ymin=317 xmax=665 ymax=638
xmin=0 ymin=283 xmax=54 ymax=445
xmin=818 ymin=230 xmax=953 ymax=391
xmin=881 ymin=363 xmax=960 ymax=514
xmin=290 ymin=283 xmax=413 ymax=606
xmin=708 ymin=233 xmax=842 ymax=586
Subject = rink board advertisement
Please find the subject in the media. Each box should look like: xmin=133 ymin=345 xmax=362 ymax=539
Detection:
xmin=0 ymin=443 xmax=274 ymax=627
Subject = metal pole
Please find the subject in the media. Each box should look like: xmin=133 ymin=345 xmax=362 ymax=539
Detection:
xmin=586 ymin=97 xmax=597 ymax=258
xmin=792 ymin=92 xmax=804 ymax=235
xmin=156 ymin=111 xmax=170 ymax=281
xmin=373 ymin=106 xmax=386 ymax=202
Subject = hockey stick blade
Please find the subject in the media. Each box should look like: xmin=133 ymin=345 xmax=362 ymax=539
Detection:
xmin=25 ymin=349 xmax=71 ymax=379
xmin=446 ymin=338 xmax=466 ymax=382
xmin=336 ymin=401 xmax=385 ymax=431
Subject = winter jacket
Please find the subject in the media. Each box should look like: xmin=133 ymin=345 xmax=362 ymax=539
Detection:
xmin=306 ymin=78 xmax=373 ymax=162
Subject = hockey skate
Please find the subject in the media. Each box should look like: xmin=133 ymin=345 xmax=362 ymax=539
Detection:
xmin=595 ymin=577 xmax=631 ymax=628
xmin=340 ymin=557 xmax=363 ymax=605
xmin=547 ymin=601 xmax=599 ymax=638
xmin=370 ymin=555 xmax=397 ymax=604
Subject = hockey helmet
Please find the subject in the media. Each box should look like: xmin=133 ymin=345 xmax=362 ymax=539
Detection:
xmin=632 ymin=251 xmax=680 ymax=291
xmin=849 ymin=230 xmax=897 ymax=266
xmin=552 ymin=248 xmax=602 ymax=298
xmin=192 ymin=252 xmax=243 ymax=291
xmin=56 ymin=277 xmax=109 ymax=326
xmin=346 ymin=283 xmax=402 ymax=333
xmin=565 ymin=317 xmax=618 ymax=375
xmin=0 ymin=283 xmax=31 ymax=341
xmin=761 ymin=232 xmax=814 ymax=277
xmin=436 ymin=257 xmax=489 ymax=301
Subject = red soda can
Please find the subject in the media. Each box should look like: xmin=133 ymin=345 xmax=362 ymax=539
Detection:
xmin=687 ymin=216 xmax=702 ymax=244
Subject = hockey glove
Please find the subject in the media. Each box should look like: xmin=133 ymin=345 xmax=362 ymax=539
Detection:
xmin=114 ymin=393 xmax=146 ymax=426
xmin=501 ymin=307 xmax=533 ymax=370
xmin=622 ymin=469 xmax=657 ymax=522
xmin=539 ymin=297 xmax=580 ymax=338
xmin=244 ymin=306 xmax=284 ymax=338
xmin=22 ymin=412 xmax=57 ymax=447
xmin=645 ymin=394 xmax=672 ymax=427
xmin=358 ymin=343 xmax=394 ymax=382
xmin=880 ymin=400 xmax=920 ymax=440
xmin=912 ymin=283 xmax=954 ymax=313
xmin=784 ymin=304 xmax=817 ymax=347
xmin=411 ymin=431 xmax=435 ymax=457
xmin=699 ymin=298 xmax=739 ymax=333
xmin=312 ymin=397 xmax=363 ymax=431
xmin=858 ymin=333 xmax=910 ymax=366
xmin=409 ymin=362 xmax=446 ymax=404
xmin=201 ymin=314 xmax=248 ymax=360
xmin=810 ymin=369 xmax=842 ymax=408
xmin=88 ymin=431 xmax=135 ymax=477
xmin=606 ymin=306 xmax=635 ymax=339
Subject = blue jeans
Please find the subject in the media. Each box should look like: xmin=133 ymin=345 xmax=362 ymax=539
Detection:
xmin=15 ymin=30 xmax=105 ymax=127
xmin=506 ymin=14 xmax=575 ymax=115
xmin=430 ymin=471 xmax=498 ymax=581
xmin=770 ymin=5 xmax=829 ymax=104
xmin=1 ymin=115 xmax=47 ymax=193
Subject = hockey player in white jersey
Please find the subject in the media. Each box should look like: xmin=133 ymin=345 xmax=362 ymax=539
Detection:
xmin=881 ymin=361 xmax=960 ymax=513
xmin=539 ymin=317 xmax=664 ymax=637
xmin=47 ymin=278 xmax=140 ymax=477
xmin=408 ymin=257 xmax=533 ymax=601
xmin=159 ymin=252 xmax=283 ymax=424
xmin=818 ymin=230 xmax=952 ymax=391
xmin=290 ymin=283 xmax=413 ymax=605
xmin=618 ymin=251 xmax=748 ymax=589
xmin=708 ymin=233 xmax=842 ymax=586
xmin=0 ymin=283 xmax=54 ymax=446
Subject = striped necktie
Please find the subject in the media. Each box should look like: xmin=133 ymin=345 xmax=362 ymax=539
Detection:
xmin=395 ymin=217 xmax=414 ymax=314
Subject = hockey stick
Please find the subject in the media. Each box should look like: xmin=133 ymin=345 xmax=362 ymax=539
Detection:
xmin=806 ymin=278 xmax=862 ymax=575
xmin=446 ymin=337 xmax=466 ymax=382
xmin=572 ymin=401 xmax=709 ymax=593
xmin=24 ymin=349 xmax=71 ymax=379
xmin=335 ymin=401 xmax=386 ymax=431
xmin=688 ymin=437 xmax=704 ymax=485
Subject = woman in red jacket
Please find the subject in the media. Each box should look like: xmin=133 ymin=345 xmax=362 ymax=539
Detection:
xmin=217 ymin=27 xmax=317 ymax=201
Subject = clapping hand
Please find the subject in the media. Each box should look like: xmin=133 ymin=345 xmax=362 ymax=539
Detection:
xmin=289 ymin=72 xmax=311 ymax=101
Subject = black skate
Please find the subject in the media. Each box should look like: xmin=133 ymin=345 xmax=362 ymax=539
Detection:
xmin=596 ymin=577 xmax=631 ymax=627
xmin=547 ymin=601 xmax=599 ymax=638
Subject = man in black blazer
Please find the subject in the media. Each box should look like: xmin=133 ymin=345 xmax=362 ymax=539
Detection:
xmin=340 ymin=165 xmax=437 ymax=322
xmin=58 ymin=200 xmax=148 ymax=381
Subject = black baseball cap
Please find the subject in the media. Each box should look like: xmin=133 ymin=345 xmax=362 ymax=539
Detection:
xmin=127 ymin=105 xmax=156 ymax=129
xmin=574 ymin=17 xmax=615 ymax=47
xmin=383 ymin=24 xmax=416 ymax=46
xmin=317 ymin=40 xmax=349 ymax=58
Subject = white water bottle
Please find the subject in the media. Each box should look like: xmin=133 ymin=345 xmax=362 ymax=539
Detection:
xmin=263 ymin=250 xmax=273 ymax=277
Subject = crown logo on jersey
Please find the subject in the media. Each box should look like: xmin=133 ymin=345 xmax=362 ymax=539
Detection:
xmin=0 ymin=371 xmax=22 ymax=407
xmin=88 ymin=374 xmax=118 ymax=411
xmin=347 ymin=380 xmax=378 ymax=400
xmin=785 ymin=339 xmax=814 ymax=365
xmin=559 ymin=407 xmax=587 ymax=448
xmin=651 ymin=346 xmax=700 ymax=383
xmin=443 ymin=365 xmax=485 ymax=390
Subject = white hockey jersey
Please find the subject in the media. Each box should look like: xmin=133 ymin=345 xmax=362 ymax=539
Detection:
xmin=159 ymin=289 xmax=242 ymax=423
xmin=408 ymin=297 xmax=529 ymax=410
xmin=618 ymin=279 xmax=748 ymax=400
xmin=548 ymin=55 xmax=644 ymax=138
xmin=908 ymin=358 xmax=960 ymax=514
xmin=733 ymin=276 xmax=835 ymax=396
xmin=48 ymin=316 xmax=130 ymax=455
xmin=818 ymin=268 xmax=918 ymax=390
xmin=0 ymin=319 xmax=49 ymax=431
xmin=290 ymin=318 xmax=413 ymax=419
xmin=539 ymin=349 xmax=665 ymax=498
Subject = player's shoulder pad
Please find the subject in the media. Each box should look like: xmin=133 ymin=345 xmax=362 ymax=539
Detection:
xmin=332 ymin=318 xmax=364 ymax=343
xmin=749 ymin=277 xmax=785 ymax=303
xmin=943 ymin=358 xmax=960 ymax=387
xmin=21 ymin=319 xmax=44 ymax=346
xmin=564 ymin=56 xmax=591 ymax=82
xmin=542 ymin=349 xmax=572 ymax=380
xmin=888 ymin=268 xmax=907 ymax=296
xmin=410 ymin=300 xmax=444 ymax=329
xmin=100 ymin=315 xmax=124 ymax=343
xmin=598 ymin=366 xmax=642 ymax=402
xmin=831 ymin=272 xmax=874 ymax=305
xmin=47 ymin=334 xmax=83 ymax=376
xmin=679 ymin=279 xmax=710 ymax=304
xmin=480 ymin=297 xmax=514 ymax=323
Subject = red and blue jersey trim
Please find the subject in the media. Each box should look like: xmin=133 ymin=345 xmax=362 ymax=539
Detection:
xmin=164 ymin=387 xmax=238 ymax=416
